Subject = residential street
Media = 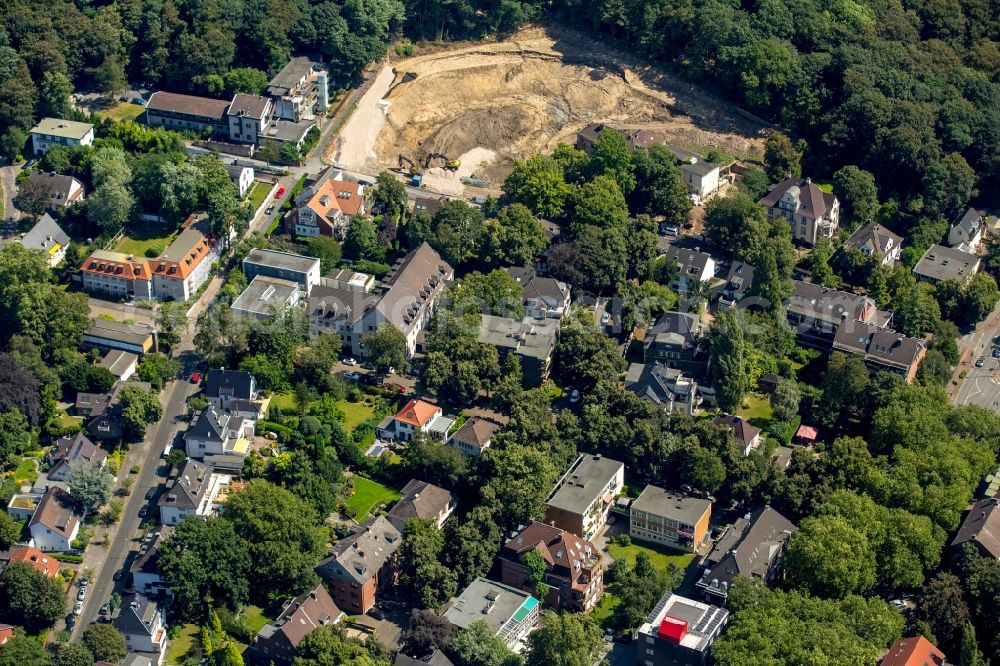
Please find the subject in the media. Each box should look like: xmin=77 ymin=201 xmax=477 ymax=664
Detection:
xmin=950 ymin=297 xmax=1000 ymax=411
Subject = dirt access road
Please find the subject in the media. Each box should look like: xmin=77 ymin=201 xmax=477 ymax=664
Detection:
xmin=331 ymin=25 xmax=768 ymax=197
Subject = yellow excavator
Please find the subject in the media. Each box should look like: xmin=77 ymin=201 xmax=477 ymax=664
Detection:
xmin=424 ymin=152 xmax=461 ymax=171
xmin=398 ymin=154 xmax=421 ymax=176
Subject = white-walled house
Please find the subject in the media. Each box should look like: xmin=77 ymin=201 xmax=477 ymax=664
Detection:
xmin=226 ymin=164 xmax=255 ymax=199
xmin=28 ymin=488 xmax=81 ymax=551
xmin=115 ymin=594 xmax=168 ymax=664
xmin=158 ymin=459 xmax=231 ymax=526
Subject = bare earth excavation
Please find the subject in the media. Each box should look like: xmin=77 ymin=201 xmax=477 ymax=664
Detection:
xmin=332 ymin=27 xmax=769 ymax=196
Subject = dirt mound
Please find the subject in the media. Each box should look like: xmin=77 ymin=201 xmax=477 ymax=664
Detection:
xmin=333 ymin=27 xmax=767 ymax=195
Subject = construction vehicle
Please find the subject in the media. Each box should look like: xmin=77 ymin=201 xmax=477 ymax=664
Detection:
xmin=424 ymin=152 xmax=461 ymax=171
xmin=398 ymin=154 xmax=421 ymax=176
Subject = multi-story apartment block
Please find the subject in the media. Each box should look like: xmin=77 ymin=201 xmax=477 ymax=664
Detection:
xmin=630 ymin=485 xmax=711 ymax=553
xmin=636 ymin=593 xmax=728 ymax=666
xmin=545 ymin=454 xmax=625 ymax=540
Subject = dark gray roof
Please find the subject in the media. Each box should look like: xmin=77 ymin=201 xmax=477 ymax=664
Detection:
xmin=227 ymin=93 xmax=270 ymax=119
xmin=395 ymin=650 xmax=455 ymax=666
xmin=713 ymin=415 xmax=762 ymax=449
xmin=385 ymin=479 xmax=455 ymax=532
xmin=318 ymin=516 xmax=401 ymax=584
xmin=205 ymin=369 xmax=255 ymax=401
xmin=631 ymin=485 xmax=711 ymax=526
xmin=951 ymin=497 xmax=1000 ymax=558
xmin=21 ymin=212 xmax=70 ymax=252
xmin=843 ymin=222 xmax=902 ymax=255
xmin=114 ymin=593 xmax=161 ymax=638
xmin=667 ymin=145 xmax=720 ymax=177
xmin=186 ymin=408 xmax=243 ymax=444
xmin=724 ymin=261 xmax=754 ymax=293
xmin=521 ymin=275 xmax=569 ymax=308
xmin=664 ymin=246 xmax=713 ymax=279
xmin=913 ymin=244 xmax=981 ymax=282
xmin=84 ymin=318 xmax=156 ymax=348
xmin=307 ymin=285 xmax=377 ymax=325
xmin=375 ymin=243 xmax=454 ymax=329
xmin=477 ymin=315 xmax=559 ymax=361
xmin=159 ymin=459 xmax=211 ymax=511
xmin=699 ymin=506 xmax=796 ymax=588
xmin=131 ymin=524 xmax=174 ymax=575
xmin=49 ymin=433 xmax=107 ymax=469
xmin=244 ymin=248 xmax=320 ymax=275
xmin=787 ymin=280 xmax=874 ymax=325
xmin=624 ymin=362 xmax=693 ymax=411
xmin=267 ymin=57 xmax=316 ymax=95
xmin=645 ymin=311 xmax=699 ymax=348
xmin=954 ymin=207 xmax=983 ymax=235
xmin=146 ymin=91 xmax=229 ymax=119
xmin=832 ymin=322 xmax=925 ymax=372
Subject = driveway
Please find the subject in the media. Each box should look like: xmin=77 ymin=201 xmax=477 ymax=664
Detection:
xmin=0 ymin=164 xmax=22 ymax=224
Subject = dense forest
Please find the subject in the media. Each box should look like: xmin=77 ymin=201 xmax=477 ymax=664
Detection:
xmin=2 ymin=0 xmax=999 ymax=223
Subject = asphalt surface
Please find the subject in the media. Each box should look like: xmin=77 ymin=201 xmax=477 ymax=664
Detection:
xmin=71 ymin=367 xmax=197 ymax=637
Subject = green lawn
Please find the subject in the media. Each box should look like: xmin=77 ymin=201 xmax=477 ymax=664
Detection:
xmin=344 ymin=476 xmax=400 ymax=519
xmin=607 ymin=541 xmax=696 ymax=572
xmin=242 ymin=605 xmax=270 ymax=634
xmin=165 ymin=623 xmax=199 ymax=665
xmin=98 ymin=102 xmax=145 ymax=123
xmin=738 ymin=394 xmax=773 ymax=422
xmin=247 ymin=181 xmax=272 ymax=210
xmin=54 ymin=411 xmax=83 ymax=429
xmin=116 ymin=224 xmax=177 ymax=258
xmin=269 ymin=391 xmax=298 ymax=414
xmin=14 ymin=458 xmax=37 ymax=484
xmin=338 ymin=400 xmax=374 ymax=432
xmin=591 ymin=592 xmax=621 ymax=629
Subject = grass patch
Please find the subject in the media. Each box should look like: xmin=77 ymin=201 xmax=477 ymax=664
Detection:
xmin=269 ymin=391 xmax=298 ymax=414
xmin=815 ymin=182 xmax=834 ymax=193
xmin=242 ymin=605 xmax=270 ymax=634
xmin=14 ymin=458 xmax=37 ymax=484
xmin=247 ymin=181 xmax=271 ymax=210
xmin=165 ymin=623 xmax=199 ymax=665
xmin=337 ymin=400 xmax=374 ymax=432
xmin=54 ymin=411 xmax=83 ymax=429
xmin=97 ymin=103 xmax=145 ymax=123
xmin=115 ymin=224 xmax=177 ymax=258
xmin=606 ymin=541 xmax=696 ymax=572
xmin=344 ymin=476 xmax=400 ymax=519
xmin=591 ymin=592 xmax=621 ymax=629
xmin=738 ymin=394 xmax=773 ymax=422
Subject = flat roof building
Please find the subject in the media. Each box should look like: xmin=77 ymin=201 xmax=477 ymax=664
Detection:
xmin=443 ymin=578 xmax=539 ymax=651
xmin=630 ymin=485 xmax=712 ymax=553
xmin=545 ymin=454 xmax=624 ymax=540
xmin=913 ymin=243 xmax=981 ymax=284
xmin=83 ymin=318 xmax=157 ymax=356
xmin=231 ymin=275 xmax=301 ymax=320
xmin=636 ymin=592 xmax=728 ymax=666
xmin=478 ymin=315 xmax=559 ymax=387
xmin=243 ymin=248 xmax=321 ymax=295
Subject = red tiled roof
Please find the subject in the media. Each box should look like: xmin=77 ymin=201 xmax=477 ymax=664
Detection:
xmin=9 ymin=546 xmax=60 ymax=577
xmin=394 ymin=399 xmax=441 ymax=428
xmin=795 ymin=425 xmax=818 ymax=441
xmin=880 ymin=637 xmax=946 ymax=666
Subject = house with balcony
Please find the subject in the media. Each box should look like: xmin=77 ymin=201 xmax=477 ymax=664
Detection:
xmin=17 ymin=213 xmax=71 ymax=268
xmin=843 ymin=222 xmax=903 ymax=266
xmin=832 ymin=323 xmax=926 ymax=383
xmin=22 ymin=172 xmax=85 ymax=210
xmin=477 ymin=314 xmax=560 ymax=387
xmin=145 ymin=92 xmax=229 ymax=135
xmin=8 ymin=545 xmax=60 ymax=577
xmin=115 ymin=594 xmax=168 ymax=664
xmin=636 ymin=592 xmax=728 ymax=666
xmin=758 ymin=177 xmax=839 ymax=246
xmin=662 ymin=247 xmax=716 ymax=296
xmin=545 ymin=454 xmax=624 ymax=540
xmin=625 ymin=362 xmax=702 ymax=415
xmin=785 ymin=280 xmax=879 ymax=349
xmin=443 ymin=578 xmax=539 ymax=650
xmin=630 ymin=486 xmax=711 ymax=553
xmin=29 ymin=118 xmax=94 ymax=154
xmin=376 ymin=399 xmax=453 ymax=442
xmin=285 ymin=168 xmax=366 ymax=239
xmin=695 ymin=506 xmax=796 ymax=604
xmin=316 ymin=516 xmax=401 ymax=614
xmin=498 ymin=521 xmax=604 ymax=612
xmin=245 ymin=585 xmax=343 ymax=666
xmin=505 ymin=267 xmax=571 ymax=319
xmin=227 ymin=94 xmax=273 ymax=146
xmin=204 ymin=369 xmax=258 ymax=412
xmin=185 ymin=407 xmax=253 ymax=458
xmin=130 ymin=525 xmax=174 ymax=598
xmin=385 ymin=479 xmax=456 ymax=533
xmin=267 ymin=57 xmax=328 ymax=122
xmin=158 ymin=459 xmax=231 ymax=526
xmin=243 ymin=248 xmax=321 ymax=295
xmin=642 ymin=312 xmax=708 ymax=379
xmin=149 ymin=227 xmax=215 ymax=302
xmin=718 ymin=261 xmax=754 ymax=308
xmin=80 ymin=251 xmax=154 ymax=302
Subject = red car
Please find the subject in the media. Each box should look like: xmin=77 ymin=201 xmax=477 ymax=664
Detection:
xmin=190 ymin=372 xmax=201 ymax=384
xmin=275 ymin=187 xmax=286 ymax=199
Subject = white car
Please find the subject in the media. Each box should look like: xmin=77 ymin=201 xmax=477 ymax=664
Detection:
xmin=569 ymin=389 xmax=581 ymax=403
xmin=74 ymin=600 xmax=84 ymax=615
xmin=343 ymin=372 xmax=360 ymax=381
xmin=76 ymin=587 xmax=86 ymax=602
xmin=388 ymin=367 xmax=396 ymax=375
xmin=688 ymin=193 xmax=702 ymax=206
xmin=344 ymin=358 xmax=358 ymax=366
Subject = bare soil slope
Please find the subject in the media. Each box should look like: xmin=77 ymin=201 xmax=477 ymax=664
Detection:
xmin=333 ymin=27 xmax=767 ymax=195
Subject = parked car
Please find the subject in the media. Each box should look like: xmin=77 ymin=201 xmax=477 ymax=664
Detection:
xmin=663 ymin=225 xmax=679 ymax=236
xmin=74 ymin=601 xmax=83 ymax=616
xmin=100 ymin=603 xmax=111 ymax=616
xmin=976 ymin=356 xmax=986 ymax=367
xmin=343 ymin=372 xmax=360 ymax=381
xmin=275 ymin=187 xmax=286 ymax=199
xmin=369 ymin=608 xmax=385 ymax=620
xmin=77 ymin=587 xmax=87 ymax=602
xmin=113 ymin=570 xmax=123 ymax=582
xmin=131 ymin=97 xmax=145 ymax=105
xmin=145 ymin=487 xmax=157 ymax=500
xmin=993 ymin=347 xmax=1000 ymax=359
xmin=138 ymin=506 xmax=148 ymax=518
xmin=344 ymin=358 xmax=358 ymax=366
xmin=569 ymin=389 xmax=580 ymax=403
xmin=190 ymin=372 xmax=201 ymax=384
xmin=265 ymin=206 xmax=274 ymax=215
xmin=688 ymin=193 xmax=702 ymax=206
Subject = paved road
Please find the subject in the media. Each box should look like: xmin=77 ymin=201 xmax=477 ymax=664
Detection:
xmin=71 ymin=367 xmax=196 ymax=637
xmin=950 ymin=298 xmax=1000 ymax=409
